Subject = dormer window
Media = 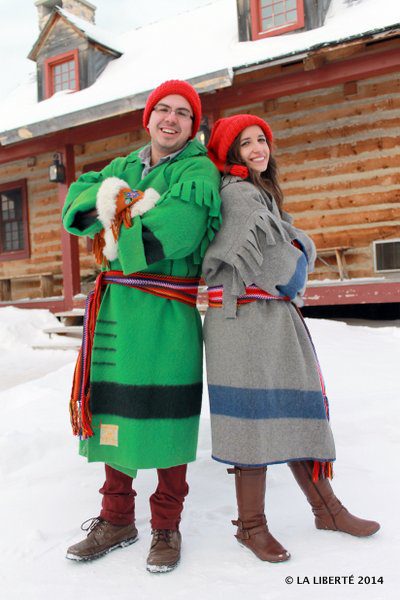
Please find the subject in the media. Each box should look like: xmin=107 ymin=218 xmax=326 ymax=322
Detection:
xmin=44 ymin=49 xmax=80 ymax=98
xmin=250 ymin=0 xmax=304 ymax=40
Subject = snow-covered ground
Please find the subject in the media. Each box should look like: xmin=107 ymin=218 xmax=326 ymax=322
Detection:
xmin=0 ymin=306 xmax=399 ymax=600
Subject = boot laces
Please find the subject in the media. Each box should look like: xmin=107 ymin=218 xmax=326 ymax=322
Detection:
xmin=152 ymin=529 xmax=173 ymax=544
xmin=80 ymin=517 xmax=106 ymax=534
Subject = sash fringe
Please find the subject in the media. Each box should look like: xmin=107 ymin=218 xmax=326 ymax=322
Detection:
xmin=70 ymin=270 xmax=200 ymax=439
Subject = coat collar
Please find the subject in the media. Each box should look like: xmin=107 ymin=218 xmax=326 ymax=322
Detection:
xmin=125 ymin=138 xmax=207 ymax=166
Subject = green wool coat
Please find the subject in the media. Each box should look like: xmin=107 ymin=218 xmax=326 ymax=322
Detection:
xmin=62 ymin=140 xmax=221 ymax=477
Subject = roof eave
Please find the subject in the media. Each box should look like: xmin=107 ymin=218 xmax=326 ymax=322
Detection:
xmin=0 ymin=69 xmax=233 ymax=147
xmin=234 ymin=22 xmax=400 ymax=73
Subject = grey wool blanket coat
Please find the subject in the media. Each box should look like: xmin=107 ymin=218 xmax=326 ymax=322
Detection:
xmin=203 ymin=175 xmax=335 ymax=467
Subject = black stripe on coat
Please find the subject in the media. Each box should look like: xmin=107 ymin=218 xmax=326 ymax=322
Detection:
xmin=142 ymin=225 xmax=165 ymax=264
xmin=90 ymin=381 xmax=202 ymax=419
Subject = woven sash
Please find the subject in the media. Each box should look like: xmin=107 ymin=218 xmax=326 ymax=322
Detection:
xmin=208 ymin=284 xmax=290 ymax=307
xmin=70 ymin=271 xmax=200 ymax=439
xmin=207 ymin=283 xmax=332 ymax=480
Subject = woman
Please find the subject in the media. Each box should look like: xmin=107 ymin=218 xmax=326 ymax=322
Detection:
xmin=203 ymin=114 xmax=379 ymax=563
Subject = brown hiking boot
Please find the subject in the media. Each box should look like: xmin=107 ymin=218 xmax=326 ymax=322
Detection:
xmin=146 ymin=529 xmax=181 ymax=573
xmin=66 ymin=517 xmax=138 ymax=561
xmin=229 ymin=467 xmax=290 ymax=562
xmin=288 ymin=461 xmax=380 ymax=537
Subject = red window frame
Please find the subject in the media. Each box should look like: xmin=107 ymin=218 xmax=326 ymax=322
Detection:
xmin=0 ymin=179 xmax=30 ymax=261
xmin=250 ymin=0 xmax=304 ymax=40
xmin=44 ymin=49 xmax=80 ymax=98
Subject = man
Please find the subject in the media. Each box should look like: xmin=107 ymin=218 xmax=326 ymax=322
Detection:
xmin=62 ymin=80 xmax=221 ymax=572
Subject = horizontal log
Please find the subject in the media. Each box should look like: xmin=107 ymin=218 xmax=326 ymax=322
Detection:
xmin=82 ymin=133 xmax=135 ymax=156
xmin=280 ymin=153 xmax=400 ymax=184
xmin=33 ymin=230 xmax=63 ymax=244
xmin=279 ymin=136 xmax=399 ymax=167
xmin=285 ymin=189 xmax=400 ymax=214
xmin=276 ymin=115 xmax=400 ymax=149
xmin=270 ymin=95 xmax=400 ymax=134
xmin=284 ymin=171 xmax=400 ymax=196
xmin=310 ymin=225 xmax=400 ymax=248
xmin=297 ymin=206 xmax=400 ymax=230
xmin=241 ymin=72 xmax=399 ymax=121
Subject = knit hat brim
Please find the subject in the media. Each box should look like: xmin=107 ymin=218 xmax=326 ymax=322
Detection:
xmin=142 ymin=80 xmax=202 ymax=139
xmin=207 ymin=114 xmax=273 ymax=177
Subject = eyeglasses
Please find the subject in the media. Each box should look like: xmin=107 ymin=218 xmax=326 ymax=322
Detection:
xmin=153 ymin=104 xmax=194 ymax=121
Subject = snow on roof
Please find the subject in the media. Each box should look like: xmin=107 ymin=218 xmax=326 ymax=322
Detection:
xmin=56 ymin=7 xmax=123 ymax=54
xmin=0 ymin=0 xmax=399 ymax=142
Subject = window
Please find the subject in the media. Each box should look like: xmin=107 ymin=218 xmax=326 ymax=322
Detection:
xmin=250 ymin=0 xmax=304 ymax=39
xmin=44 ymin=49 xmax=80 ymax=98
xmin=373 ymin=239 xmax=400 ymax=273
xmin=0 ymin=180 xmax=30 ymax=261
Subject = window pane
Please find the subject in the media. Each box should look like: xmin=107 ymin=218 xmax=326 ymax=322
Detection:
xmin=52 ymin=59 xmax=76 ymax=93
xmin=0 ymin=188 xmax=25 ymax=252
xmin=262 ymin=6 xmax=273 ymax=17
xmin=274 ymin=1 xmax=285 ymax=14
xmin=262 ymin=17 xmax=274 ymax=29
xmin=286 ymin=0 xmax=296 ymax=9
xmin=274 ymin=13 xmax=286 ymax=25
xmin=287 ymin=10 xmax=298 ymax=21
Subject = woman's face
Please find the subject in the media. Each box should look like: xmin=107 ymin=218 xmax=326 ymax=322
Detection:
xmin=238 ymin=125 xmax=270 ymax=173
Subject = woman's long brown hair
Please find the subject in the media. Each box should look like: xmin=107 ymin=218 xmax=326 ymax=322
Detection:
xmin=226 ymin=133 xmax=284 ymax=213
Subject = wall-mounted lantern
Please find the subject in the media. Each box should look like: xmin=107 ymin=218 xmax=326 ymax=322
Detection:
xmin=49 ymin=152 xmax=66 ymax=183
xmin=196 ymin=116 xmax=211 ymax=146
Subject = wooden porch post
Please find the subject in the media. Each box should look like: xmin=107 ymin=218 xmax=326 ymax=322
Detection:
xmin=57 ymin=144 xmax=80 ymax=310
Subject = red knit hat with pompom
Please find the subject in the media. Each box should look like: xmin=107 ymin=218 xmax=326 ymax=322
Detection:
xmin=207 ymin=114 xmax=273 ymax=178
xmin=143 ymin=80 xmax=202 ymax=139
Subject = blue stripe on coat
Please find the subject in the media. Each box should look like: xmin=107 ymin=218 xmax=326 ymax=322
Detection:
xmin=209 ymin=384 xmax=327 ymax=420
xmin=277 ymin=252 xmax=308 ymax=299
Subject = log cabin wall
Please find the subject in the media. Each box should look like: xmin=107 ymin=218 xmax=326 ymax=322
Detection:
xmin=2 ymin=67 xmax=399 ymax=301
xmin=223 ymin=70 xmax=400 ymax=281
xmin=0 ymin=151 xmax=63 ymax=300
xmin=0 ymin=128 xmax=147 ymax=300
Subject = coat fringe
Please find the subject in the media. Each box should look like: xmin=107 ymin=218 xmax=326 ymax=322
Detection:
xmin=169 ymin=179 xmax=222 ymax=264
xmin=230 ymin=210 xmax=285 ymax=297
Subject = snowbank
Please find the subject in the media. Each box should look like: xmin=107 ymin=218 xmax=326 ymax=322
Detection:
xmin=0 ymin=307 xmax=398 ymax=599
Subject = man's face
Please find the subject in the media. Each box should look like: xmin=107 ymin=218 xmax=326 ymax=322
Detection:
xmin=148 ymin=94 xmax=194 ymax=163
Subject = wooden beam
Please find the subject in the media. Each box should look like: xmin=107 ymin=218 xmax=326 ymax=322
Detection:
xmin=0 ymin=298 xmax=66 ymax=312
xmin=57 ymin=144 xmax=81 ymax=310
xmin=0 ymin=111 xmax=143 ymax=165
xmin=304 ymin=280 xmax=400 ymax=306
xmin=201 ymin=46 xmax=400 ymax=111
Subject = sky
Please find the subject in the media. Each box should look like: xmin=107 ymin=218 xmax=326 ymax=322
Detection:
xmin=0 ymin=0 xmax=214 ymax=101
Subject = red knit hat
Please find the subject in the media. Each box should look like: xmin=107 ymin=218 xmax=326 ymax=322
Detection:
xmin=142 ymin=80 xmax=202 ymax=138
xmin=207 ymin=114 xmax=273 ymax=178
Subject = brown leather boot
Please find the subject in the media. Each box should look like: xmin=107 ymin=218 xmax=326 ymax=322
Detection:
xmin=288 ymin=461 xmax=380 ymax=537
xmin=146 ymin=529 xmax=182 ymax=573
xmin=229 ymin=467 xmax=290 ymax=562
xmin=66 ymin=517 xmax=138 ymax=561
